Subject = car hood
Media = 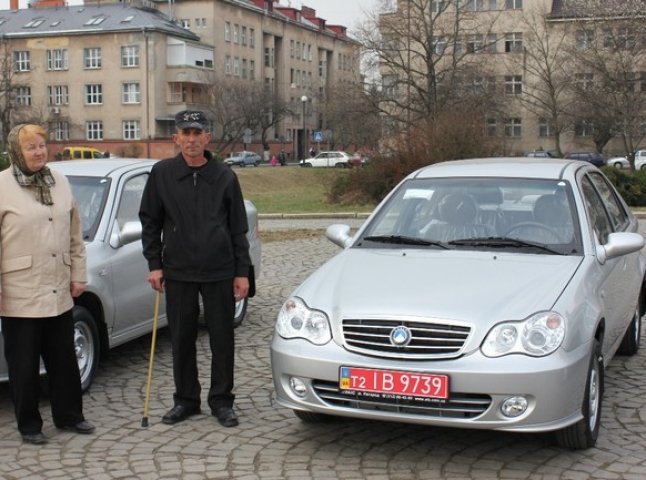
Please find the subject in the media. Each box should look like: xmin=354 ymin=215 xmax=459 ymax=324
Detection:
xmin=295 ymin=248 xmax=583 ymax=326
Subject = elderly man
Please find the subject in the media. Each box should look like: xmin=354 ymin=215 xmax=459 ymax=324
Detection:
xmin=139 ymin=110 xmax=251 ymax=427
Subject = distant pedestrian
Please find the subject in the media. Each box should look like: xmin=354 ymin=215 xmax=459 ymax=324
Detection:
xmin=270 ymin=154 xmax=278 ymax=166
xmin=279 ymin=150 xmax=287 ymax=166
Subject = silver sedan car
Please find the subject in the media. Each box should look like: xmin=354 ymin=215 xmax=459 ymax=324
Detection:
xmin=0 ymin=158 xmax=261 ymax=391
xmin=271 ymin=157 xmax=645 ymax=449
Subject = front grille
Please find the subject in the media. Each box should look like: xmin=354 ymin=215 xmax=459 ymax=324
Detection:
xmin=342 ymin=318 xmax=471 ymax=359
xmin=312 ymin=380 xmax=490 ymax=419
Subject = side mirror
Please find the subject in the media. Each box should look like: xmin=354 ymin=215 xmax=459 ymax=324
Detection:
xmin=596 ymin=231 xmax=644 ymax=264
xmin=326 ymin=224 xmax=353 ymax=249
xmin=109 ymin=220 xmax=142 ymax=248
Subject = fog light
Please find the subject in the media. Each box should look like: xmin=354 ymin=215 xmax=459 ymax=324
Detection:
xmin=501 ymin=396 xmax=528 ymax=418
xmin=289 ymin=377 xmax=307 ymax=397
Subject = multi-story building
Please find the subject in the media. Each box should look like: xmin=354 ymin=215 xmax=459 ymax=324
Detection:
xmin=379 ymin=0 xmax=646 ymax=157
xmin=0 ymin=0 xmax=360 ymax=160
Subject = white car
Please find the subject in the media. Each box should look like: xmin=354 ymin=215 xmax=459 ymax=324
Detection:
xmin=300 ymin=151 xmax=352 ymax=168
xmin=606 ymin=149 xmax=646 ymax=169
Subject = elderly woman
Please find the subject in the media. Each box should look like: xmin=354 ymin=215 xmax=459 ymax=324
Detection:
xmin=0 ymin=124 xmax=94 ymax=445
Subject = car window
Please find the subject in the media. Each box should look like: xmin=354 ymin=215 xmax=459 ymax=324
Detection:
xmin=587 ymin=172 xmax=629 ymax=231
xmin=116 ymin=174 xmax=148 ymax=228
xmin=580 ymin=176 xmax=613 ymax=244
xmin=68 ymin=175 xmax=111 ymax=240
xmin=360 ymin=177 xmax=580 ymax=254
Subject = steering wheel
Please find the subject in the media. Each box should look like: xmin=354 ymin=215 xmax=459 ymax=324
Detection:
xmin=504 ymin=222 xmax=562 ymax=242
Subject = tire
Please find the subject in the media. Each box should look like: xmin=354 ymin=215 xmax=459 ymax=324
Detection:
xmin=294 ymin=409 xmax=332 ymax=422
xmin=613 ymin=162 xmax=623 ymax=169
xmin=334 ymin=163 xmax=346 ymax=168
xmin=641 ymin=164 xmax=646 ymax=170
xmin=73 ymin=306 xmax=100 ymax=392
xmin=618 ymin=304 xmax=641 ymax=355
xmin=233 ymin=296 xmax=248 ymax=328
xmin=555 ymin=340 xmax=603 ymax=449
xmin=303 ymin=163 xmax=312 ymax=167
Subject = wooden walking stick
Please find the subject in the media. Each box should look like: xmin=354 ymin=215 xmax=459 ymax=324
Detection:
xmin=141 ymin=290 xmax=161 ymax=427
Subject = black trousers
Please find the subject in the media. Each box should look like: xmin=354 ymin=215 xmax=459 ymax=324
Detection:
xmin=164 ymin=278 xmax=235 ymax=412
xmin=1 ymin=310 xmax=84 ymax=435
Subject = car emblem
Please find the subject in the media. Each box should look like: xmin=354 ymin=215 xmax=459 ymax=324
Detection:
xmin=390 ymin=326 xmax=412 ymax=347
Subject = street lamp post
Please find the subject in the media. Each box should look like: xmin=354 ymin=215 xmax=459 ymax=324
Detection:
xmin=301 ymin=95 xmax=308 ymax=164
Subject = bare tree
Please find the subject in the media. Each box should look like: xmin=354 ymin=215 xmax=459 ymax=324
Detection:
xmin=319 ymin=82 xmax=381 ymax=152
xmin=503 ymin=6 xmax=573 ymax=157
xmin=356 ymin=0 xmax=503 ymax=138
xmin=561 ymin=0 xmax=646 ymax=167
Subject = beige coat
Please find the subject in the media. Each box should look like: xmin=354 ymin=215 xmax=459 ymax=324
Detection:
xmin=0 ymin=168 xmax=86 ymax=318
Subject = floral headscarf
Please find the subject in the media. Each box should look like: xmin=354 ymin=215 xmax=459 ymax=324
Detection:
xmin=7 ymin=124 xmax=55 ymax=205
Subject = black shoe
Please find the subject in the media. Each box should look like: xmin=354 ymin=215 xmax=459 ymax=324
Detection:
xmin=162 ymin=405 xmax=201 ymax=425
xmin=213 ymin=406 xmax=239 ymax=428
xmin=60 ymin=420 xmax=95 ymax=434
xmin=21 ymin=432 xmax=48 ymax=445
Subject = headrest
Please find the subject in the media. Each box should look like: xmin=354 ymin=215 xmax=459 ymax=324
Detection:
xmin=534 ymin=194 xmax=568 ymax=225
xmin=438 ymin=194 xmax=477 ymax=224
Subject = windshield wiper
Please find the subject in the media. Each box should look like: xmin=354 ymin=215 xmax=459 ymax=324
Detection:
xmin=362 ymin=235 xmax=448 ymax=249
xmin=448 ymin=237 xmax=565 ymax=255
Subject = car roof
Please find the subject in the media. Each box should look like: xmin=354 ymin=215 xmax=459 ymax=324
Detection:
xmin=410 ymin=157 xmax=590 ymax=180
xmin=49 ymin=158 xmax=157 ymax=177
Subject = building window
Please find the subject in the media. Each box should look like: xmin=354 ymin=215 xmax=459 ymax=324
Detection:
xmin=84 ymin=48 xmax=102 ymax=69
xmin=249 ymin=28 xmax=255 ymax=48
xmin=224 ymin=22 xmax=231 ymax=42
xmin=466 ymin=34 xmax=484 ymax=53
xmin=47 ymin=85 xmax=69 ymax=105
xmin=122 ymin=83 xmax=141 ymax=103
xmin=486 ymin=118 xmax=497 ymax=136
xmin=233 ymin=57 xmax=240 ymax=76
xmin=505 ymin=33 xmax=523 ymax=52
xmin=431 ymin=1 xmax=448 ymax=13
xmin=485 ymin=34 xmax=497 ymax=53
xmin=168 ymin=83 xmax=184 ymax=103
xmin=264 ymin=48 xmax=274 ymax=67
xmin=575 ymin=72 xmax=594 ymax=90
xmin=382 ymin=75 xmax=398 ymax=99
xmin=576 ymin=30 xmax=594 ymax=50
xmin=50 ymin=121 xmax=69 ymax=141
xmin=225 ymin=55 xmax=232 ymax=75
xmin=233 ymin=24 xmax=239 ymax=44
xmin=85 ymin=84 xmax=103 ymax=104
xmin=249 ymin=60 xmax=255 ymax=80
xmin=505 ymin=0 xmax=522 ymax=9
xmin=121 ymin=45 xmax=140 ymax=67
xmin=86 ymin=121 xmax=103 ymax=140
xmin=575 ymin=121 xmax=594 ymax=137
xmin=46 ymin=49 xmax=68 ymax=71
xmin=504 ymin=75 xmax=523 ymax=94
xmin=123 ymin=120 xmax=140 ymax=140
xmin=241 ymin=26 xmax=247 ymax=46
xmin=538 ymin=118 xmax=554 ymax=137
xmin=16 ymin=86 xmax=31 ymax=106
xmin=13 ymin=51 xmax=30 ymax=72
xmin=433 ymin=35 xmax=448 ymax=55
xmin=290 ymin=40 xmax=295 ymax=58
xmin=463 ymin=0 xmax=497 ymax=11
xmin=242 ymin=59 xmax=248 ymax=79
xmin=180 ymin=19 xmax=190 ymax=28
xmin=504 ymin=117 xmax=522 ymax=137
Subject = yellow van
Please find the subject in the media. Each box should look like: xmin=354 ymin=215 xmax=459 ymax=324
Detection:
xmin=62 ymin=147 xmax=107 ymax=160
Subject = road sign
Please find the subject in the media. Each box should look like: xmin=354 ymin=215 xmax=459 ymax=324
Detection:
xmin=313 ymin=130 xmax=323 ymax=143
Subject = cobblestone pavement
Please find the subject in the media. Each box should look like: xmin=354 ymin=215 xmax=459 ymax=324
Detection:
xmin=1 ymin=218 xmax=646 ymax=479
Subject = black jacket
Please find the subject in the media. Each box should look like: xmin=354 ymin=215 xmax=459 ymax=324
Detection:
xmin=139 ymin=151 xmax=251 ymax=282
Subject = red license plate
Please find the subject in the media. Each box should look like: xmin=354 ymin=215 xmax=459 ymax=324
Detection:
xmin=339 ymin=367 xmax=449 ymax=400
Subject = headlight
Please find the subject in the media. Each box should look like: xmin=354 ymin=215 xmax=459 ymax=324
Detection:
xmin=276 ymin=297 xmax=332 ymax=345
xmin=481 ymin=311 xmax=565 ymax=357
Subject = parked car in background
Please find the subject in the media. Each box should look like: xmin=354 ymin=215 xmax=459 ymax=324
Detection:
xmin=606 ymin=149 xmax=646 ymax=170
xmin=525 ymin=149 xmax=554 ymax=158
xmin=271 ymin=157 xmax=645 ymax=449
xmin=0 ymin=158 xmax=261 ymax=391
xmin=62 ymin=146 xmax=108 ymax=160
xmin=564 ymin=151 xmax=605 ymax=168
xmin=300 ymin=151 xmax=353 ymax=168
xmin=225 ymin=151 xmax=261 ymax=167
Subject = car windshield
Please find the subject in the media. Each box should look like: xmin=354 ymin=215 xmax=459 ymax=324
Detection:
xmin=68 ymin=176 xmax=110 ymax=240
xmin=358 ymin=177 xmax=582 ymax=255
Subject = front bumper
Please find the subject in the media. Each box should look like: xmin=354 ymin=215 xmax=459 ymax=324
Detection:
xmin=270 ymin=335 xmax=591 ymax=433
